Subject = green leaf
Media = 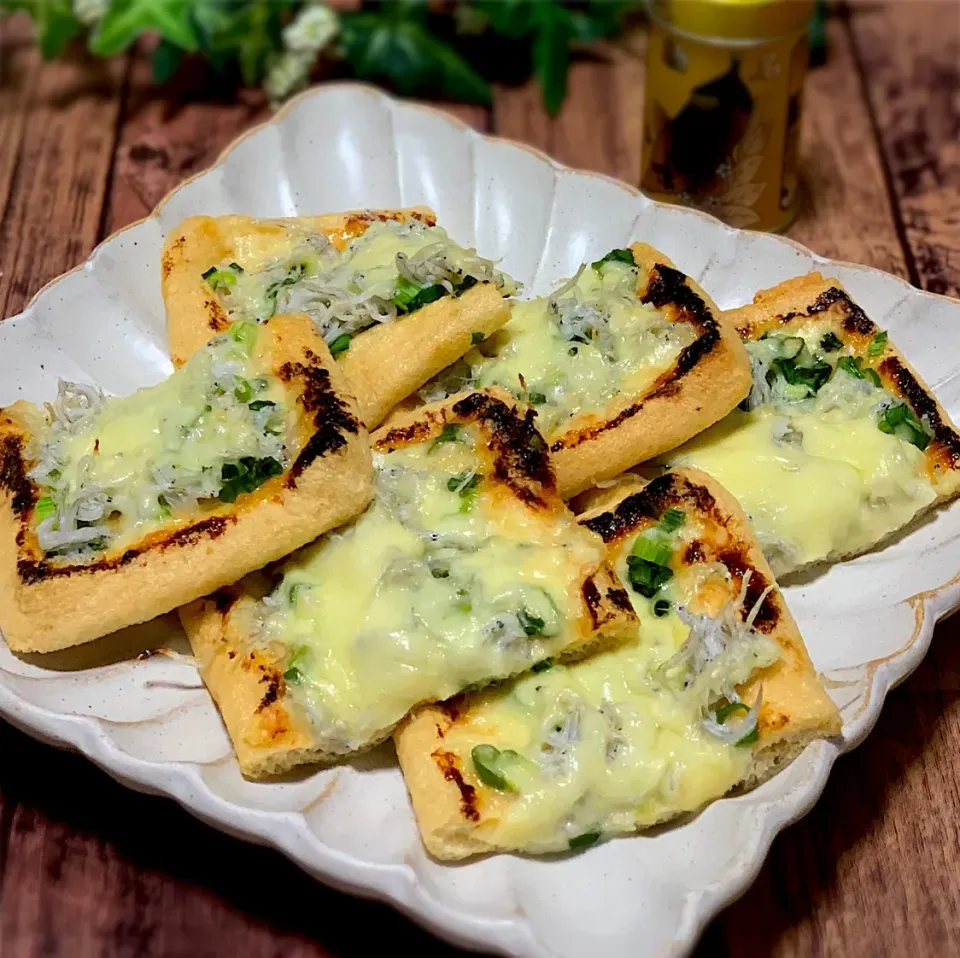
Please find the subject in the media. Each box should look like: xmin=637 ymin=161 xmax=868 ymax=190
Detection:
xmin=532 ymin=1 xmax=575 ymax=115
xmin=15 ymin=0 xmax=81 ymax=60
xmin=151 ymin=37 xmax=183 ymax=83
xmin=238 ymin=0 xmax=272 ymax=86
xmin=568 ymin=0 xmax=638 ymax=42
xmin=90 ymin=0 xmax=199 ymax=57
xmin=340 ymin=12 xmax=491 ymax=105
xmin=472 ymin=0 xmax=536 ymax=39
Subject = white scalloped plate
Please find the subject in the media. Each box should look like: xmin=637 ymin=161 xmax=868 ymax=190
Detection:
xmin=1 ymin=84 xmax=958 ymax=958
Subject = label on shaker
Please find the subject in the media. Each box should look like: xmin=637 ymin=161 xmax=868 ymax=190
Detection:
xmin=641 ymin=23 xmax=808 ymax=232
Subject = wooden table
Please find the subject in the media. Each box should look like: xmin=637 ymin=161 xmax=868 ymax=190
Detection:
xmin=1 ymin=3 xmax=958 ymax=955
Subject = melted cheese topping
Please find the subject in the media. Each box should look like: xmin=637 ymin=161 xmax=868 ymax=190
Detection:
xmin=439 ymin=516 xmax=779 ymax=853
xmin=665 ymin=330 xmax=935 ymax=575
xmin=28 ymin=328 xmax=290 ymax=560
xmin=257 ymin=435 xmax=605 ymax=753
xmin=468 ymin=261 xmax=694 ymax=435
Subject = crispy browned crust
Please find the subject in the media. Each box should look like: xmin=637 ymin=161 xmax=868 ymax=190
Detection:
xmin=395 ymin=468 xmax=840 ymax=860
xmin=0 ymin=314 xmax=373 ymax=653
xmin=726 ymin=272 xmax=960 ymax=491
xmin=162 ymin=208 xmax=512 ymax=428
xmin=181 ymin=388 xmax=638 ymax=780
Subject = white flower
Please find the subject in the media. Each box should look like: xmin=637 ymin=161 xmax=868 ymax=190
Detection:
xmin=283 ymin=4 xmax=339 ymax=55
xmin=73 ymin=0 xmax=108 ymax=26
xmin=264 ymin=50 xmax=315 ymax=104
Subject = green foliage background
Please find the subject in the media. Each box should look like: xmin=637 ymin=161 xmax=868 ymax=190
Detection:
xmin=1 ymin=1 xmax=639 ymax=113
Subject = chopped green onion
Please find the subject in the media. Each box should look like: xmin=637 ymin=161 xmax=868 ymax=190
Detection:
xmin=660 ymin=508 xmax=685 ymax=533
xmin=34 ymin=497 xmax=56 ymax=521
xmin=714 ymin=701 xmax=750 ymax=724
xmin=868 ymin=331 xmax=888 ymax=356
xmin=202 ymin=263 xmax=242 ymax=291
xmin=431 ymin=567 xmax=449 ymax=579
xmin=528 ymin=433 xmax=547 ymax=451
xmin=771 ymin=356 xmax=832 ymax=394
xmin=711 ymin=701 xmax=758 ymax=747
xmin=653 ymin=598 xmax=671 ymax=617
xmin=471 ymin=744 xmax=515 ymax=791
xmin=779 ymin=337 xmax=804 ymax=360
xmin=218 ymin=456 xmax=283 ymax=503
xmin=532 ymin=658 xmax=553 ymax=673
xmin=591 ymin=248 xmax=634 ymax=271
xmin=329 ymin=333 xmax=351 ymax=357
xmin=228 ymin=321 xmax=257 ymax=354
xmin=878 ymin=402 xmax=931 ymax=450
xmin=820 ymin=331 xmax=843 ymax=352
xmin=248 ymin=400 xmax=275 ymax=411
xmin=288 ymin=583 xmax=307 ymax=605
xmin=471 ymin=331 xmax=485 ymax=345
xmin=568 ymin=831 xmax=601 ymax=850
xmin=837 ymin=355 xmax=880 ymax=387
xmin=394 ymin=275 xmax=447 ymax=314
xmin=393 ymin=275 xmax=421 ymax=309
xmin=626 ymin=555 xmax=673 ymax=598
xmin=447 ymin=471 xmax=482 ymax=512
xmin=283 ymin=645 xmax=310 ymax=683
xmin=736 ymin=726 xmax=759 ymax=747
xmin=455 ymin=275 xmax=479 ymax=297
xmin=518 ymin=609 xmax=546 ymax=636
xmin=447 ymin=472 xmax=481 ymax=495
xmin=234 ymin=380 xmax=253 ymax=403
xmin=528 ymin=392 xmax=547 ymax=406
xmin=631 ymin=535 xmax=672 ymax=566
xmin=430 ymin=423 xmax=464 ymax=453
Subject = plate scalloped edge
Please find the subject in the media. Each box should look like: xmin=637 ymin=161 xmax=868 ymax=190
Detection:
xmin=0 ymin=82 xmax=958 ymax=958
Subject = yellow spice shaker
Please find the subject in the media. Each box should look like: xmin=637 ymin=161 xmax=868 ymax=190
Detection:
xmin=641 ymin=0 xmax=814 ymax=232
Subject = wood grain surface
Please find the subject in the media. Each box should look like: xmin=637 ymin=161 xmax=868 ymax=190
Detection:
xmin=0 ymin=2 xmax=958 ymax=956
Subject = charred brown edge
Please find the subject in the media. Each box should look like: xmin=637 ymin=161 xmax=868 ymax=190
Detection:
xmin=770 ymin=285 xmax=876 ymax=337
xmin=761 ymin=285 xmax=960 ymax=465
xmin=549 ymin=264 xmax=721 ymax=452
xmin=16 ymin=515 xmax=236 ymax=585
xmin=256 ymin=670 xmax=283 ymax=713
xmin=280 ymin=348 xmax=361 ymax=484
xmin=0 ymin=434 xmax=35 ymax=518
xmin=581 ymin=473 xmax=780 ymax=633
xmin=211 ymin=588 xmax=239 ymax=614
xmin=581 ymin=576 xmax=634 ymax=629
xmin=880 ymin=355 xmax=960 ymax=465
xmin=431 ymin=748 xmax=480 ymax=822
xmin=378 ymin=392 xmax=556 ymax=509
